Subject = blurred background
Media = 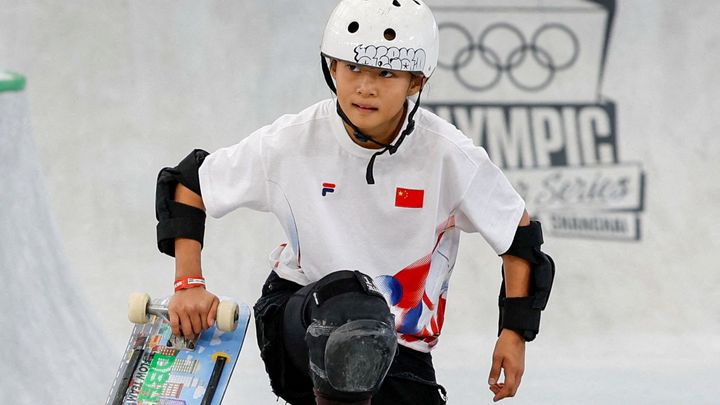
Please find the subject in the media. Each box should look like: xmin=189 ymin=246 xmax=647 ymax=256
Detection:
xmin=1 ymin=0 xmax=719 ymax=403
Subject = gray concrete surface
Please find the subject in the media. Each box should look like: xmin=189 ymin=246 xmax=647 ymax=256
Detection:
xmin=1 ymin=1 xmax=719 ymax=403
xmin=0 ymin=89 xmax=112 ymax=402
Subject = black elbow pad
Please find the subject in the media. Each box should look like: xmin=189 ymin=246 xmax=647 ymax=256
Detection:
xmin=498 ymin=221 xmax=556 ymax=341
xmin=155 ymin=149 xmax=209 ymax=257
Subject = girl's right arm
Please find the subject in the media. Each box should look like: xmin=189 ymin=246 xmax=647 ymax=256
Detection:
xmin=167 ymin=184 xmax=219 ymax=339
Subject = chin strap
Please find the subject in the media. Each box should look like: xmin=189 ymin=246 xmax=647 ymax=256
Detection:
xmin=363 ymin=90 xmax=422 ymax=184
xmin=334 ymin=102 xmax=393 ymax=149
xmin=321 ymin=55 xmax=423 ymax=185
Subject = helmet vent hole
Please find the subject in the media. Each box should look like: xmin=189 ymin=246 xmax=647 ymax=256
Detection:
xmin=413 ymin=0 xmax=421 ymax=4
xmin=392 ymin=0 xmax=401 ymax=6
xmin=384 ymin=28 xmax=397 ymax=41
xmin=348 ymin=21 xmax=359 ymax=33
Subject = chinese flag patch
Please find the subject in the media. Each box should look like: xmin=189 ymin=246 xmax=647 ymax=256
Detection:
xmin=395 ymin=187 xmax=424 ymax=208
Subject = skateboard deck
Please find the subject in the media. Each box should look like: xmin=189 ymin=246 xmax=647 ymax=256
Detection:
xmin=106 ymin=295 xmax=251 ymax=405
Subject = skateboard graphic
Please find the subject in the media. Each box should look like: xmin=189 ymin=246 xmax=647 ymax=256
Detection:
xmin=106 ymin=293 xmax=251 ymax=405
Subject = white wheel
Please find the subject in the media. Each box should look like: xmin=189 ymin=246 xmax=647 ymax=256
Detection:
xmin=216 ymin=300 xmax=239 ymax=332
xmin=128 ymin=292 xmax=151 ymax=324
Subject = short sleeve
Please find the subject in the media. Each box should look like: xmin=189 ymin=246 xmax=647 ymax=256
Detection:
xmin=198 ymin=130 xmax=270 ymax=218
xmin=454 ymin=148 xmax=525 ymax=255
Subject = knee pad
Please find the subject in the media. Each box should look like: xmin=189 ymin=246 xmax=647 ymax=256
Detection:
xmin=284 ymin=271 xmax=397 ymax=402
xmin=309 ymin=318 xmax=396 ymax=400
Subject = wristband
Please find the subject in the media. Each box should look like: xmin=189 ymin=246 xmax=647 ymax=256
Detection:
xmin=174 ymin=276 xmax=206 ymax=292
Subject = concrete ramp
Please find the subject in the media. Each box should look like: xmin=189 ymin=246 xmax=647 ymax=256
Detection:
xmin=0 ymin=74 xmax=112 ymax=404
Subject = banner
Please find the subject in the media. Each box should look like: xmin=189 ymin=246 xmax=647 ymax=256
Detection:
xmin=426 ymin=0 xmax=646 ymax=240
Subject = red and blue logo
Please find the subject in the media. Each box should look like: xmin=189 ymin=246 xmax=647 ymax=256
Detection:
xmin=322 ymin=183 xmax=336 ymax=197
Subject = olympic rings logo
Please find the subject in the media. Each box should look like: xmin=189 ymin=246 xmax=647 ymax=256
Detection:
xmin=438 ymin=22 xmax=580 ymax=92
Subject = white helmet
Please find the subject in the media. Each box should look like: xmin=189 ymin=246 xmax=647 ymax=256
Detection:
xmin=321 ymin=0 xmax=439 ymax=78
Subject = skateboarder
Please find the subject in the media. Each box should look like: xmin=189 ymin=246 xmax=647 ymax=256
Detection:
xmin=154 ymin=1 xmax=555 ymax=404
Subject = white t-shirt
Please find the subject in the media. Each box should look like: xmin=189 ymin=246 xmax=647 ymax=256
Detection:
xmin=199 ymin=98 xmax=525 ymax=352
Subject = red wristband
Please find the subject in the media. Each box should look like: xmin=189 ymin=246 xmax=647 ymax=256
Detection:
xmin=174 ymin=276 xmax=206 ymax=292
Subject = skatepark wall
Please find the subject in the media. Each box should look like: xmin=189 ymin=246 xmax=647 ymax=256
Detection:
xmin=0 ymin=77 xmax=113 ymax=402
xmin=1 ymin=1 xmax=718 ymax=403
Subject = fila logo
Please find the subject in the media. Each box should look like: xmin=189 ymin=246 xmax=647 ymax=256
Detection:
xmin=322 ymin=183 xmax=336 ymax=197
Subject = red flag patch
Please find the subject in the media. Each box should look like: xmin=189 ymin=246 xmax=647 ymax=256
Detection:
xmin=395 ymin=187 xmax=424 ymax=208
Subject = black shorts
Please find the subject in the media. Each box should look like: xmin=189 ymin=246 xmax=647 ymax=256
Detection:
xmin=253 ymin=271 xmax=447 ymax=405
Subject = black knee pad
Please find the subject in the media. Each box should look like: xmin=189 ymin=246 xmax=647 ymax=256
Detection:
xmin=283 ymin=271 xmax=397 ymax=402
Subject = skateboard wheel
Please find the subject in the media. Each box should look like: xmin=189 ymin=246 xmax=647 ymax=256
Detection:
xmin=216 ymin=300 xmax=239 ymax=332
xmin=128 ymin=292 xmax=151 ymax=324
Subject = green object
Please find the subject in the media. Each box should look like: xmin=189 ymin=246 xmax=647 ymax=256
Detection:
xmin=0 ymin=71 xmax=26 ymax=92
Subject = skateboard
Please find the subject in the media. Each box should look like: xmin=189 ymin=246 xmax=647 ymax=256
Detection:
xmin=106 ymin=293 xmax=251 ymax=405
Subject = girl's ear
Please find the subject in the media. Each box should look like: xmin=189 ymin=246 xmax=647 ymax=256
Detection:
xmin=407 ymin=75 xmax=426 ymax=97
xmin=330 ymin=59 xmax=338 ymax=80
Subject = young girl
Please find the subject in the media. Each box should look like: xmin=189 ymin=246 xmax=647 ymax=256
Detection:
xmin=155 ymin=1 xmax=554 ymax=404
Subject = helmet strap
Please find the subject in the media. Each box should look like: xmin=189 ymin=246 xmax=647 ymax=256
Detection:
xmin=365 ymin=87 xmax=423 ymax=184
xmin=334 ymin=102 xmax=395 ymax=148
xmin=321 ymin=55 xmax=337 ymax=94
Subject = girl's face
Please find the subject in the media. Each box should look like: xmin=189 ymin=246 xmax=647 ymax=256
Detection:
xmin=331 ymin=60 xmax=423 ymax=143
